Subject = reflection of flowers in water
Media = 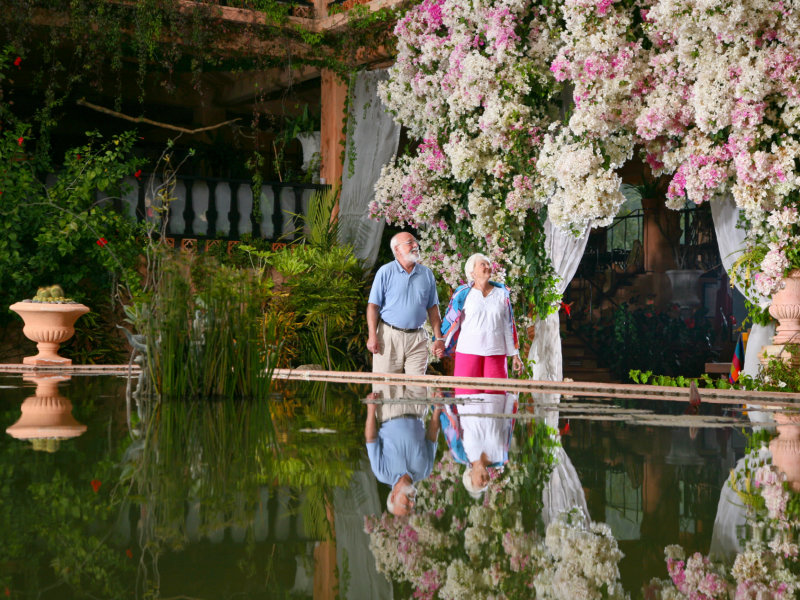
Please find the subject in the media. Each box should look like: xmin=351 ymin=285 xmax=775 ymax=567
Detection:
xmin=365 ymin=446 xmax=628 ymax=600
xmin=648 ymin=446 xmax=800 ymax=599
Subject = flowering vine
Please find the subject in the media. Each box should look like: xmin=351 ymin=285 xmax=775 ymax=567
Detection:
xmin=372 ymin=0 xmax=565 ymax=319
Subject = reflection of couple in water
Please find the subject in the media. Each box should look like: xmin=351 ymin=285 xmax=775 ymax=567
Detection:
xmin=364 ymin=239 xmax=522 ymax=514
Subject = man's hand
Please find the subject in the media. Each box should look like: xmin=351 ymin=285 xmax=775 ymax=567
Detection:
xmin=367 ymin=334 xmax=381 ymax=354
xmin=432 ymin=339 xmax=445 ymax=359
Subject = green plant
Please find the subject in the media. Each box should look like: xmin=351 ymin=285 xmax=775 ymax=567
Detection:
xmin=30 ymin=284 xmax=72 ymax=303
xmin=587 ymin=303 xmax=716 ymax=380
xmin=629 ymin=345 xmax=800 ymax=393
xmin=128 ymin=251 xmax=279 ymax=399
xmin=237 ymin=186 xmax=370 ymax=371
xmin=272 ymin=104 xmax=321 ymax=181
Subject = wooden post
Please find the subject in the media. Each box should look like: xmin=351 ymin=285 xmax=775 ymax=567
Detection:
xmin=312 ymin=502 xmax=338 ymax=599
xmin=320 ymin=69 xmax=347 ymax=219
xmin=641 ymin=197 xmax=679 ymax=272
xmin=313 ymin=0 xmax=328 ymax=18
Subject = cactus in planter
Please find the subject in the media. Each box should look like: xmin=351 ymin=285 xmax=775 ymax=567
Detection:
xmin=11 ymin=285 xmax=90 ymax=364
xmin=28 ymin=285 xmax=75 ymax=304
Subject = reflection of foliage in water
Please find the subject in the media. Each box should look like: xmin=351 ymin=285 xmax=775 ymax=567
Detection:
xmin=0 ymin=377 xmax=133 ymax=598
xmin=127 ymin=381 xmax=364 ymax=596
xmin=647 ymin=443 xmax=800 ymax=598
xmin=366 ymin=421 xmax=627 ymax=599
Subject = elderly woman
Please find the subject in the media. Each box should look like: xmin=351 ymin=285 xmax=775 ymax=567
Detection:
xmin=440 ymin=253 xmax=523 ymax=494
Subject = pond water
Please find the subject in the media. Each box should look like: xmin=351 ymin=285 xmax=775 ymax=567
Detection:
xmin=0 ymin=373 xmax=795 ymax=599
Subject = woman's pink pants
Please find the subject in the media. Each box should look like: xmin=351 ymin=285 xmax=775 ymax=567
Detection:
xmin=453 ymin=352 xmax=507 ymax=395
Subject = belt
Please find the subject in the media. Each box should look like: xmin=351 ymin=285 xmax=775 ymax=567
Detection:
xmin=384 ymin=414 xmax=422 ymax=423
xmin=381 ymin=319 xmax=422 ymax=334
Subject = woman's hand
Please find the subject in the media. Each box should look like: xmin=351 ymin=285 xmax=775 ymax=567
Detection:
xmin=511 ymin=355 xmax=524 ymax=375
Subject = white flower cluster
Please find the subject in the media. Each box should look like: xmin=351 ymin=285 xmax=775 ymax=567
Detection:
xmin=373 ymin=0 xmax=563 ymax=304
xmin=650 ymin=446 xmax=800 ymax=598
xmin=552 ymin=0 xmax=800 ymax=295
xmin=536 ymin=126 xmax=628 ymax=231
xmin=532 ymin=507 xmax=629 ymax=600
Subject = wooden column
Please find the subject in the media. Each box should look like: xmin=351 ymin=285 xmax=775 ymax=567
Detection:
xmin=312 ymin=503 xmax=338 ymax=600
xmin=642 ymin=197 xmax=679 ymax=272
xmin=320 ymin=69 xmax=348 ymax=190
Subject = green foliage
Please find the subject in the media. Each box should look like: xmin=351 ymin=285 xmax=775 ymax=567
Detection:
xmin=126 ymin=395 xmax=278 ymax=554
xmin=61 ymin=305 xmax=128 ymax=364
xmin=128 ymin=251 xmax=279 ymax=399
xmin=0 ymin=62 xmax=145 ymax=360
xmin=0 ymin=126 xmax=144 ymax=311
xmin=518 ymin=419 xmax=561 ymax=531
xmin=629 ymin=344 xmax=800 ymax=393
xmin=0 ymin=379 xmax=135 ymax=598
xmin=237 ymin=188 xmax=371 ymax=371
xmin=757 ymin=344 xmax=800 ymax=392
xmin=586 ymin=303 xmax=715 ymax=381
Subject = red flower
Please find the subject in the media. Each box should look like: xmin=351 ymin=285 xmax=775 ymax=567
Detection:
xmin=126 ymin=548 xmax=133 ymax=559
xmin=96 ymin=237 xmax=108 ymax=247
xmin=13 ymin=56 xmax=21 ymax=68
xmin=134 ymin=169 xmax=142 ymax=180
xmin=90 ymin=479 xmax=101 ymax=493
xmin=4 ymin=586 xmax=10 ymax=596
xmin=560 ymin=301 xmax=573 ymax=318
xmin=16 ymin=137 xmax=23 ymax=146
xmin=559 ymin=421 xmax=571 ymax=436
xmin=76 ymin=153 xmax=81 ymax=161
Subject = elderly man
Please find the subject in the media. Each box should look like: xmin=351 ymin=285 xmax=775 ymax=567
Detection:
xmin=365 ymin=402 xmax=441 ymax=515
xmin=365 ymin=232 xmax=446 ymax=515
xmin=366 ymin=231 xmax=445 ymax=379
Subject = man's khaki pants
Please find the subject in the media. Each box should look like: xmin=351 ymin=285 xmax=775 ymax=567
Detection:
xmin=372 ymin=322 xmax=429 ymax=421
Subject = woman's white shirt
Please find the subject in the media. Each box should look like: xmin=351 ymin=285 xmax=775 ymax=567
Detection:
xmin=455 ymin=287 xmax=517 ymax=356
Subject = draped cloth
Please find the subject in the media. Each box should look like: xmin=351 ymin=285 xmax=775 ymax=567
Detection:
xmin=338 ymin=69 xmax=401 ymax=268
xmin=333 ymin=459 xmax=393 ymax=600
xmin=710 ymin=198 xmax=777 ymax=561
xmin=528 ymin=219 xmax=590 ymax=382
xmin=536 ymin=393 xmax=589 ymax=527
xmin=710 ymin=197 xmax=775 ymax=379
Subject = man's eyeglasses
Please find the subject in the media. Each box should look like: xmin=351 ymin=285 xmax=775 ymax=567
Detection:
xmin=397 ymin=240 xmax=418 ymax=247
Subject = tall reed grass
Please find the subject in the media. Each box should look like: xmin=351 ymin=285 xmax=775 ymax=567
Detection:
xmin=134 ymin=252 xmax=279 ymax=399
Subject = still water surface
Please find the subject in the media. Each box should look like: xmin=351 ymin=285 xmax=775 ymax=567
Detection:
xmin=0 ymin=373 xmax=782 ymax=599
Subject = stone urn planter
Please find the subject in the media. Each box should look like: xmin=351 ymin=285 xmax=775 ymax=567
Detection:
xmin=665 ymin=269 xmax=704 ymax=309
xmin=10 ymin=301 xmax=90 ymax=365
xmin=770 ymin=412 xmax=800 ymax=492
xmin=6 ymin=374 xmax=86 ymax=451
xmin=296 ymin=131 xmax=321 ymax=181
xmin=760 ymin=269 xmax=800 ymax=368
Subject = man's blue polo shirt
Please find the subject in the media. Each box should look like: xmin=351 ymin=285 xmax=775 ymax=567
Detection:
xmin=368 ymin=260 xmax=439 ymax=330
xmin=366 ymin=417 xmax=437 ymax=486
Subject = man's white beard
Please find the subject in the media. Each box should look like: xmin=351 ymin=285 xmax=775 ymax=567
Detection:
xmin=408 ymin=250 xmax=420 ymax=263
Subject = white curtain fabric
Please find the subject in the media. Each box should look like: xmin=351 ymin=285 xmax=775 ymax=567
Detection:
xmin=333 ymin=459 xmax=393 ymax=600
xmin=528 ymin=219 xmax=590 ymax=381
xmin=338 ymin=69 xmax=401 ymax=268
xmin=710 ymin=197 xmax=775 ymax=377
xmin=535 ymin=393 xmax=589 ymax=527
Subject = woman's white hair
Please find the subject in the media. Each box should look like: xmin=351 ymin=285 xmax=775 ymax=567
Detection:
xmin=464 ymin=253 xmax=491 ymax=283
xmin=462 ymin=465 xmax=488 ymax=498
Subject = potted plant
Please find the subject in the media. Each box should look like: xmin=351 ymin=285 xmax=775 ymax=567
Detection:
xmin=9 ymin=285 xmax=90 ymax=365
xmin=729 ymin=200 xmax=800 ymax=364
xmin=621 ymin=173 xmax=712 ymax=308
xmin=5 ymin=374 xmax=86 ymax=451
xmin=273 ymin=104 xmax=321 ymax=182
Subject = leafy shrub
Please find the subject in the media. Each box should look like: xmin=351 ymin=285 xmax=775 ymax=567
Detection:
xmin=585 ymin=303 xmax=716 ymax=381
